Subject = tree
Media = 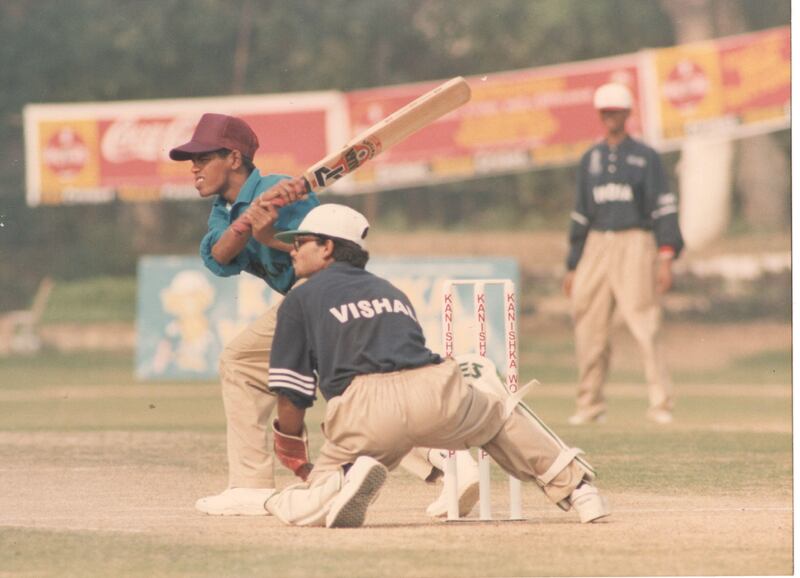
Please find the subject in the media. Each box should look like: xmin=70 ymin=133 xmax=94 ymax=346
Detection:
xmin=0 ymin=0 xmax=790 ymax=309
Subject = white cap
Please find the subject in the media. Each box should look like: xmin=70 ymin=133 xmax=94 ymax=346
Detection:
xmin=593 ymin=83 xmax=633 ymax=110
xmin=276 ymin=204 xmax=370 ymax=249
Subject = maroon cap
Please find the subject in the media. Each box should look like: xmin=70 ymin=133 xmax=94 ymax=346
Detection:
xmin=169 ymin=113 xmax=259 ymax=161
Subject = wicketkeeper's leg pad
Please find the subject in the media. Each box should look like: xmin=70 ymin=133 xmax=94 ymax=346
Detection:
xmin=455 ymin=353 xmax=597 ymax=490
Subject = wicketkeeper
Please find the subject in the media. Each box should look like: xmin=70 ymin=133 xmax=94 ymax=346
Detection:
xmin=264 ymin=204 xmax=610 ymax=528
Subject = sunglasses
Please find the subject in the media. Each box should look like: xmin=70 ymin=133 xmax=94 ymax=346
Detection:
xmin=292 ymin=236 xmax=324 ymax=251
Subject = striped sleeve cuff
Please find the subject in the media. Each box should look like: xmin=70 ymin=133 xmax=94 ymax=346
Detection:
xmin=570 ymin=211 xmax=589 ymax=226
xmin=269 ymin=368 xmax=316 ymax=397
xmin=652 ymin=193 xmax=678 ymax=220
xmin=651 ymin=205 xmax=678 ymax=219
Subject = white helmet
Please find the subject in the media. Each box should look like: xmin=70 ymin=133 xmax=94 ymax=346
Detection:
xmin=593 ymin=83 xmax=633 ymax=111
xmin=276 ymin=204 xmax=370 ymax=249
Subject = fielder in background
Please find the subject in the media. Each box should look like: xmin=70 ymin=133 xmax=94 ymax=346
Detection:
xmin=562 ymin=83 xmax=684 ymax=426
xmin=264 ymin=204 xmax=610 ymax=528
xmin=170 ymin=113 xmax=479 ymax=518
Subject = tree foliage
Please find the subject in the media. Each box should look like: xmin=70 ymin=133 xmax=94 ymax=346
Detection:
xmin=0 ymin=0 xmax=790 ymax=307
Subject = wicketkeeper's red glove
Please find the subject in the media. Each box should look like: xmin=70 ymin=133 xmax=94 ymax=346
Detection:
xmin=272 ymin=419 xmax=313 ymax=481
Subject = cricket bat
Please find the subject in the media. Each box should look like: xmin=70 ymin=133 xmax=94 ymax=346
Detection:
xmin=302 ymin=76 xmax=471 ymax=191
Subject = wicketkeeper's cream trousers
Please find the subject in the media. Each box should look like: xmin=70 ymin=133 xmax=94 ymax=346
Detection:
xmin=570 ymin=229 xmax=673 ymax=418
xmin=308 ymin=359 xmax=586 ymax=504
xmin=218 ymin=302 xmax=437 ymax=489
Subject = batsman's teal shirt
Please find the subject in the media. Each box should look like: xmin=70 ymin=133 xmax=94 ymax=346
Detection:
xmin=200 ymin=169 xmax=319 ymax=295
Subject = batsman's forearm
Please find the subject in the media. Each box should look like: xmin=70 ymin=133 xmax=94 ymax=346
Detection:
xmin=211 ymin=221 xmax=251 ymax=265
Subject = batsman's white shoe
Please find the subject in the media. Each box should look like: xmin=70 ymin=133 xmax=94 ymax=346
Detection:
xmin=425 ymin=453 xmax=480 ymax=518
xmin=325 ymin=456 xmax=388 ymax=528
xmin=569 ymin=483 xmax=610 ymax=523
xmin=195 ymin=487 xmax=275 ymax=516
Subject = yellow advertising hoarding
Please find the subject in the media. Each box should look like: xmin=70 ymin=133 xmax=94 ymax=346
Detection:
xmin=652 ymin=27 xmax=789 ymax=142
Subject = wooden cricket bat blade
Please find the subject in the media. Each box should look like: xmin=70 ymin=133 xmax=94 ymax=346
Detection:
xmin=302 ymin=77 xmax=471 ymax=191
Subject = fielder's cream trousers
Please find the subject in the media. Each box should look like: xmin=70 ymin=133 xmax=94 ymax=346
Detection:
xmin=570 ymin=229 xmax=673 ymax=417
xmin=309 ymin=359 xmax=585 ymax=504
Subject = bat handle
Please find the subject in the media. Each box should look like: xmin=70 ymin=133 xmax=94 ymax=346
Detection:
xmin=265 ymin=177 xmax=312 ymax=208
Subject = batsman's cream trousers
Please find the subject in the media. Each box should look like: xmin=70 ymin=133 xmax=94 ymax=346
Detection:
xmin=570 ymin=229 xmax=673 ymax=417
xmin=218 ymin=302 xmax=282 ymax=488
xmin=218 ymin=301 xmax=435 ymax=489
xmin=308 ymin=359 xmax=585 ymax=504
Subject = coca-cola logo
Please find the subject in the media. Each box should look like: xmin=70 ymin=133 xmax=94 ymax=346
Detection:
xmin=662 ymin=59 xmax=709 ymax=111
xmin=43 ymin=127 xmax=89 ymax=178
xmin=101 ymin=117 xmax=198 ymax=163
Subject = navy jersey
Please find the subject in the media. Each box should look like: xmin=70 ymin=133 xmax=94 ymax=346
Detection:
xmin=267 ymin=262 xmax=441 ymax=407
xmin=566 ymin=136 xmax=684 ymax=270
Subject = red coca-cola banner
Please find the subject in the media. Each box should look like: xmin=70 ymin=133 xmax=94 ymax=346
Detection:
xmin=24 ymin=93 xmax=344 ymax=205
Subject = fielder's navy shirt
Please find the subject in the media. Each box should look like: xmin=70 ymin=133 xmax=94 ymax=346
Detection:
xmin=566 ymin=136 xmax=684 ymax=270
xmin=268 ymin=262 xmax=441 ymax=408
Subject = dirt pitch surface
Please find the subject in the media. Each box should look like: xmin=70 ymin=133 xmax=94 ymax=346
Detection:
xmin=0 ymin=379 xmax=792 ymax=578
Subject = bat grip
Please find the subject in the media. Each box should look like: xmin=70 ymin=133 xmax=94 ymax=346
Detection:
xmin=266 ymin=178 xmax=312 ymax=208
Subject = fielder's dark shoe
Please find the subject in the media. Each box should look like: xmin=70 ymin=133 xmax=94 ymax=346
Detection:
xmin=325 ymin=456 xmax=388 ymax=528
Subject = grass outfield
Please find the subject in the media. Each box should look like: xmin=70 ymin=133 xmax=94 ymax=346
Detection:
xmin=0 ymin=331 xmax=792 ymax=577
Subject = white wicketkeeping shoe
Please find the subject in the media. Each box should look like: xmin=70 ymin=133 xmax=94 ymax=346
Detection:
xmin=425 ymin=452 xmax=480 ymax=518
xmin=325 ymin=456 xmax=388 ymax=528
xmin=569 ymin=483 xmax=610 ymax=523
xmin=195 ymin=487 xmax=275 ymax=516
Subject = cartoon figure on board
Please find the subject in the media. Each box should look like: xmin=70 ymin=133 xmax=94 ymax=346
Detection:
xmin=153 ymin=270 xmax=216 ymax=373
